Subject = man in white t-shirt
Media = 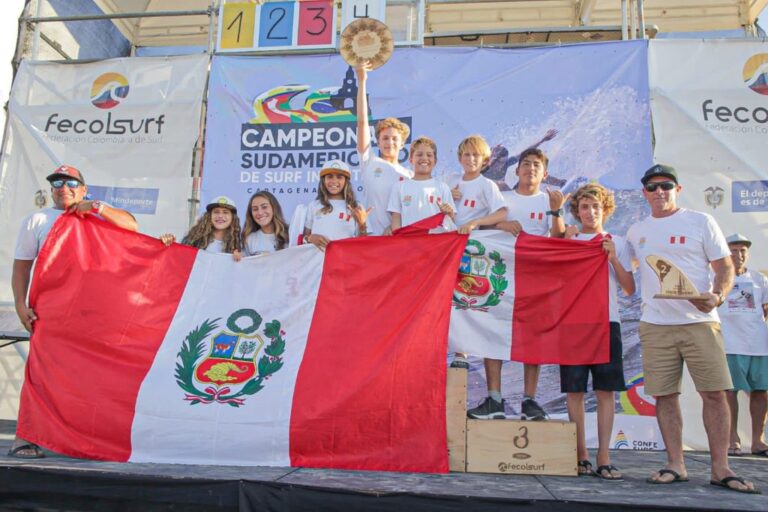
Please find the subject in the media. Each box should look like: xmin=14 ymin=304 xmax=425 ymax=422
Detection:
xmin=468 ymin=148 xmax=568 ymax=422
xmin=10 ymin=165 xmax=138 ymax=459
xmin=718 ymin=233 xmax=768 ymax=458
xmin=627 ymin=164 xmax=758 ymax=493
xmin=355 ymin=62 xmax=413 ymax=235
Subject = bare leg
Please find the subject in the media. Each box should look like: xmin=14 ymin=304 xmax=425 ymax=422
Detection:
xmin=484 ymin=358 xmax=502 ymax=393
xmin=725 ymin=390 xmax=741 ymax=453
xmin=702 ymin=390 xmax=756 ymax=491
xmin=749 ymin=390 xmax=768 ymax=452
xmin=595 ymin=390 xmax=619 ymax=477
xmin=649 ymin=393 xmax=687 ymax=482
xmin=566 ymin=392 xmax=588 ymax=464
xmin=523 ymin=364 xmax=540 ymax=396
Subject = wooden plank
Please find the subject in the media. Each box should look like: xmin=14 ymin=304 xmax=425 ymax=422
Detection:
xmin=446 ymin=367 xmax=467 ymax=472
xmin=466 ymin=419 xmax=577 ymax=476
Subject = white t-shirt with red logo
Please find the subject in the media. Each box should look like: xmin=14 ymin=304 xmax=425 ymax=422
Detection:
xmin=570 ymin=232 xmax=631 ymax=323
xmin=359 ymin=146 xmax=412 ymax=235
xmin=387 ymin=178 xmax=456 ymax=228
xmin=443 ymin=174 xmax=506 ymax=226
xmin=718 ymin=269 xmax=768 ymax=356
xmin=626 ymin=208 xmax=730 ymax=325
xmin=502 ymin=190 xmax=551 ymax=236
xmin=304 ymin=199 xmax=359 ymax=241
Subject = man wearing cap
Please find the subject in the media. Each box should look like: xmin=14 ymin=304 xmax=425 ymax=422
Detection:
xmin=718 ymin=233 xmax=768 ymax=458
xmin=627 ymin=164 xmax=758 ymax=493
xmin=10 ymin=165 xmax=137 ymax=459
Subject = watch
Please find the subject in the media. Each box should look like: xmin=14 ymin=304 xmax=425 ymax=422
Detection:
xmin=714 ymin=291 xmax=725 ymax=306
xmin=547 ymin=209 xmax=563 ymax=218
xmin=91 ymin=200 xmax=104 ymax=215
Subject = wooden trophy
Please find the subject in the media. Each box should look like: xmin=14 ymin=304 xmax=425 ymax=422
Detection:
xmin=339 ymin=18 xmax=394 ymax=69
xmin=645 ymin=255 xmax=707 ymax=299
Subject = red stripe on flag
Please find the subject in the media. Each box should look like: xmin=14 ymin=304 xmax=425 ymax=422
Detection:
xmin=17 ymin=215 xmax=198 ymax=461
xmin=511 ymin=232 xmax=609 ymax=365
xmin=290 ymin=231 xmax=467 ymax=472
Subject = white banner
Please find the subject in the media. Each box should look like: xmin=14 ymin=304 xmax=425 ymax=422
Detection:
xmin=0 ymin=54 xmax=208 ymax=302
xmin=649 ymin=40 xmax=768 ymax=270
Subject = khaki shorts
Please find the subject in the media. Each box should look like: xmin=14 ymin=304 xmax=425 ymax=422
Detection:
xmin=639 ymin=321 xmax=732 ymax=396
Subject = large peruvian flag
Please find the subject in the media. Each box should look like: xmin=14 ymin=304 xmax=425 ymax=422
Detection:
xmin=17 ymin=214 xmax=467 ymax=471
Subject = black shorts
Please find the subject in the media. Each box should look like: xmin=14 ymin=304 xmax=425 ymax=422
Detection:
xmin=559 ymin=322 xmax=626 ymax=393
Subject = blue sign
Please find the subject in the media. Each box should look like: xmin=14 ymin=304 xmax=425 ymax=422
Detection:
xmin=732 ymin=180 xmax=768 ymax=212
xmin=88 ymin=186 xmax=159 ymax=215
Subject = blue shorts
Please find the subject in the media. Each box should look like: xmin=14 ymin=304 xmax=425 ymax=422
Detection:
xmin=560 ymin=322 xmax=626 ymax=393
xmin=726 ymin=354 xmax=768 ymax=392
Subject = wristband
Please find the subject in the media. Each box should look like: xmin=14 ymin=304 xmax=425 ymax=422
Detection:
xmin=91 ymin=200 xmax=104 ymax=215
xmin=546 ymin=209 xmax=563 ymax=218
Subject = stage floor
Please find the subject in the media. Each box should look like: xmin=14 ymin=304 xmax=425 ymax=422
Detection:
xmin=1 ymin=420 xmax=767 ymax=511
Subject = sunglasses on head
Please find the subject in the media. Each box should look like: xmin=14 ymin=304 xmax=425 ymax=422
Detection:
xmin=50 ymin=179 xmax=82 ymax=189
xmin=644 ymin=181 xmax=676 ymax=193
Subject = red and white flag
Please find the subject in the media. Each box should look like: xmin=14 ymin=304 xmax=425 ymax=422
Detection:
xmin=449 ymin=230 xmax=610 ymax=364
xmin=17 ymin=214 xmax=467 ymax=471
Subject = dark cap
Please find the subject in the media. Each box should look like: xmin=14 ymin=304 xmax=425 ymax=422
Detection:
xmin=641 ymin=164 xmax=678 ymax=186
xmin=46 ymin=165 xmax=85 ymax=185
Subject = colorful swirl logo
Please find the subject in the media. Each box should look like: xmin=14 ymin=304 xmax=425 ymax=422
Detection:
xmin=90 ymin=72 xmax=129 ymax=109
xmin=613 ymin=430 xmax=629 ymax=449
xmin=743 ymin=54 xmax=768 ymax=96
xmin=619 ymin=373 xmax=656 ymax=416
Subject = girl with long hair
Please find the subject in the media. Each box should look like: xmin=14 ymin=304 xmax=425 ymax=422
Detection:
xmin=160 ymin=196 xmax=242 ymax=255
xmin=242 ymin=191 xmax=289 ymax=255
xmin=303 ymin=160 xmax=369 ymax=251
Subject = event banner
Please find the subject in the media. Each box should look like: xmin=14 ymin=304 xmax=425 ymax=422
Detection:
xmin=202 ymin=42 xmax=652 ymax=224
xmin=0 ymin=55 xmax=208 ymax=302
xmin=649 ymin=40 xmax=768 ymax=269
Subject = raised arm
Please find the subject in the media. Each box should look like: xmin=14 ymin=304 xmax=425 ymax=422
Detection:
xmin=71 ymin=200 xmax=138 ymax=232
xmin=356 ymin=62 xmax=373 ymax=155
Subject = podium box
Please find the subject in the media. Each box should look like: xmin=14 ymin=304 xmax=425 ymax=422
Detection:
xmin=466 ymin=419 xmax=577 ymax=476
xmin=446 ymin=367 xmax=467 ymax=472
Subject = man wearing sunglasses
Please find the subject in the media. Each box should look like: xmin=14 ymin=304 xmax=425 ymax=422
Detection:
xmin=626 ymin=165 xmax=758 ymax=494
xmin=9 ymin=164 xmax=137 ymax=459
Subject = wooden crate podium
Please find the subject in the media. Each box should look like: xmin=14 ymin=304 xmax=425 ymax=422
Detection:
xmin=446 ymin=368 xmax=577 ymax=476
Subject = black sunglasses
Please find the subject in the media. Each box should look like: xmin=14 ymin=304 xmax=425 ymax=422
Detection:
xmin=644 ymin=181 xmax=676 ymax=193
xmin=50 ymin=179 xmax=82 ymax=189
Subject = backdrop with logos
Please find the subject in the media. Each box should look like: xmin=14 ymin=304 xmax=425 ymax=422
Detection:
xmin=0 ymin=54 xmax=208 ymax=303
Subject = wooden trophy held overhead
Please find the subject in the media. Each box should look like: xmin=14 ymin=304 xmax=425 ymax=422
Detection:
xmin=340 ymin=18 xmax=394 ymax=70
xmin=645 ymin=255 xmax=707 ymax=300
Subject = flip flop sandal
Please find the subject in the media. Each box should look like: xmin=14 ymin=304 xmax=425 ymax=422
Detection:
xmin=646 ymin=468 xmax=688 ymax=484
xmin=728 ymin=447 xmax=743 ymax=456
xmin=578 ymin=460 xmax=595 ymax=476
xmin=595 ymin=464 xmax=624 ymax=481
xmin=7 ymin=443 xmax=44 ymax=459
xmin=710 ymin=476 xmax=762 ymax=494
xmin=750 ymin=449 xmax=768 ymax=457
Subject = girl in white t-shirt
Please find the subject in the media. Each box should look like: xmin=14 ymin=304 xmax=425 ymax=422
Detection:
xmin=242 ymin=191 xmax=289 ymax=255
xmin=160 ymin=196 xmax=243 ymax=256
xmin=304 ymin=160 xmax=369 ymax=251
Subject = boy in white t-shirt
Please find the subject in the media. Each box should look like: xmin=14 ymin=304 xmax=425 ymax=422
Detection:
xmin=718 ymin=233 xmax=768 ymax=458
xmin=387 ymin=136 xmax=456 ymax=230
xmin=469 ymin=148 xmax=568 ymax=421
xmin=444 ymin=135 xmax=508 ymax=369
xmin=356 ymin=62 xmax=413 ymax=235
xmin=562 ymin=184 xmax=635 ymax=480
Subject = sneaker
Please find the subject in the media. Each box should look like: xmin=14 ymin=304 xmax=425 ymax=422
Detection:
xmin=521 ymin=398 xmax=549 ymax=421
xmin=450 ymin=359 xmax=470 ymax=369
xmin=467 ymin=397 xmax=506 ymax=419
